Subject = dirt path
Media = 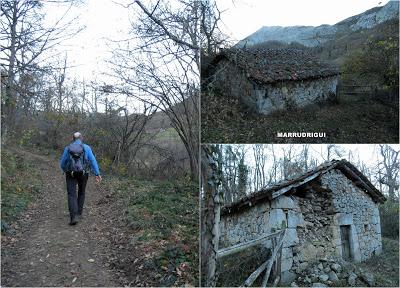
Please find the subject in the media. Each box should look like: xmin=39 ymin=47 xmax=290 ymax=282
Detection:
xmin=1 ymin=149 xmax=120 ymax=287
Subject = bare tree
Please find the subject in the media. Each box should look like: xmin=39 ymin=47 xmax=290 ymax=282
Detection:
xmin=0 ymin=0 xmax=82 ymax=142
xmin=270 ymin=144 xmax=278 ymax=183
xmin=281 ymin=144 xmax=299 ymax=179
xmin=377 ymin=144 xmax=399 ymax=200
xmin=200 ymin=0 xmax=227 ymax=56
xmin=324 ymin=144 xmax=344 ymax=161
xmin=218 ymin=144 xmax=248 ymax=204
xmin=252 ymin=144 xmax=269 ymax=191
xmin=108 ymin=0 xmax=200 ymax=180
xmin=52 ymin=54 xmax=68 ymax=114
xmin=109 ymin=104 xmax=156 ymax=169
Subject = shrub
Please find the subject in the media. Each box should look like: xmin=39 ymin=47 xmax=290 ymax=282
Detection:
xmin=379 ymin=199 xmax=399 ymax=239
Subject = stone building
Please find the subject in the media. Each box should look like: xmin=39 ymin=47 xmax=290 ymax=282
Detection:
xmin=207 ymin=48 xmax=339 ymax=115
xmin=219 ymin=160 xmax=386 ymax=284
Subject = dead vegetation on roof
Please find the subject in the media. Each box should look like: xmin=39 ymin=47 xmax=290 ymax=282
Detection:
xmin=210 ymin=48 xmax=339 ymax=84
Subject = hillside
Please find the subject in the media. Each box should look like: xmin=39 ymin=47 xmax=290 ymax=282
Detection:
xmin=237 ymin=1 xmax=399 ymax=48
xmin=315 ymin=18 xmax=399 ymax=65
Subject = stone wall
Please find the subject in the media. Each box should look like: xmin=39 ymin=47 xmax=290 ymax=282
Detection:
xmin=219 ymin=196 xmax=306 ymax=247
xmin=321 ymin=169 xmax=382 ymax=261
xmin=218 ymin=169 xmax=382 ymax=285
xmin=212 ymin=60 xmax=253 ymax=102
xmin=219 ymin=200 xmax=270 ymax=248
xmin=292 ymin=185 xmax=337 ymax=278
xmin=219 ymin=195 xmax=307 ymax=284
xmin=253 ymin=76 xmax=338 ymax=114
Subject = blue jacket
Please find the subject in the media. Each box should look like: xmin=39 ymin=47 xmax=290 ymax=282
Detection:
xmin=60 ymin=140 xmax=100 ymax=176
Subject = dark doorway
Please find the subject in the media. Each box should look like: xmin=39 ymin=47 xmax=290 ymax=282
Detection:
xmin=340 ymin=225 xmax=352 ymax=260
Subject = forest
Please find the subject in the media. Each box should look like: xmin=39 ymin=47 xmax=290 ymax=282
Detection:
xmin=1 ymin=0 xmax=199 ymax=180
xmin=0 ymin=0 xmax=204 ymax=286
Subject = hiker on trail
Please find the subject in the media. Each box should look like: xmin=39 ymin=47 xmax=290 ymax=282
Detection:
xmin=60 ymin=132 xmax=102 ymax=225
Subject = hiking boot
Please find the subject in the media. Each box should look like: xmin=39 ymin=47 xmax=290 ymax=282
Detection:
xmin=76 ymin=214 xmax=83 ymax=221
xmin=69 ymin=216 xmax=78 ymax=225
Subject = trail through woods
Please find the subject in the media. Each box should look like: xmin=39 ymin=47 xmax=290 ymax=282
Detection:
xmin=1 ymin=149 xmax=121 ymax=287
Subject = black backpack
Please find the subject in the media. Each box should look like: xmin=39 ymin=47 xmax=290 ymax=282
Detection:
xmin=67 ymin=143 xmax=88 ymax=173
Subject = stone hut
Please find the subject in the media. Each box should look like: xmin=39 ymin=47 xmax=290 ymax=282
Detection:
xmin=219 ymin=160 xmax=386 ymax=284
xmin=207 ymin=48 xmax=339 ymax=115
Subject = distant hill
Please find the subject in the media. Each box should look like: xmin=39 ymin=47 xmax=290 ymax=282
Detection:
xmin=315 ymin=18 xmax=399 ymax=65
xmin=236 ymin=1 xmax=399 ymax=48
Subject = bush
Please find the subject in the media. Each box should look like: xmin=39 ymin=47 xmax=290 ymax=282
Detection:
xmin=1 ymin=149 xmax=42 ymax=232
xmin=379 ymin=199 xmax=399 ymax=239
xmin=216 ymin=245 xmax=271 ymax=287
xmin=342 ymin=37 xmax=399 ymax=89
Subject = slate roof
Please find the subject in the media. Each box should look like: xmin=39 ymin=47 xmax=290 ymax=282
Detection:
xmin=221 ymin=159 xmax=386 ymax=216
xmin=212 ymin=48 xmax=339 ymax=84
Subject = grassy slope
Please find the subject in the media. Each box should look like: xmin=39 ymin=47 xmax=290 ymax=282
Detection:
xmin=154 ymin=127 xmax=181 ymax=141
xmin=358 ymin=237 xmax=399 ymax=287
xmin=332 ymin=237 xmax=399 ymax=287
xmin=100 ymin=175 xmax=199 ymax=286
xmin=1 ymin=149 xmax=42 ymax=232
xmin=201 ymin=91 xmax=399 ymax=143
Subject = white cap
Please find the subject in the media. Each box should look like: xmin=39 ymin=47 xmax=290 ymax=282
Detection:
xmin=73 ymin=132 xmax=82 ymax=139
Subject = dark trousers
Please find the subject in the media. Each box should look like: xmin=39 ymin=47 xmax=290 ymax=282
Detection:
xmin=66 ymin=172 xmax=89 ymax=219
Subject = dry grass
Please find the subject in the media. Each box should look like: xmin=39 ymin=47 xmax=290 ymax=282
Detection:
xmin=358 ymin=237 xmax=399 ymax=287
xmin=201 ymin=92 xmax=399 ymax=143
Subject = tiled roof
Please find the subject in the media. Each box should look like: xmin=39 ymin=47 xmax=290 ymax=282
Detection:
xmin=221 ymin=159 xmax=385 ymax=216
xmin=215 ymin=48 xmax=339 ymax=84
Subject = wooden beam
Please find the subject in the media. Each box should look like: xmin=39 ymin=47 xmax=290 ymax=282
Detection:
xmin=217 ymin=230 xmax=283 ymax=259
xmin=271 ymin=172 xmax=322 ymax=199
xmin=272 ymin=276 xmax=280 ymax=287
xmin=241 ymin=259 xmax=272 ymax=287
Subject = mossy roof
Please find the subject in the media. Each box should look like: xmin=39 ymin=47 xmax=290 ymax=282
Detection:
xmin=213 ymin=48 xmax=339 ymax=84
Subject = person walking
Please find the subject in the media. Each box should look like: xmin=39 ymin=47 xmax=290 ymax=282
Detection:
xmin=60 ymin=132 xmax=102 ymax=225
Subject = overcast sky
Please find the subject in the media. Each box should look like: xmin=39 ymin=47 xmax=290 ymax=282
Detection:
xmin=43 ymin=0 xmax=393 ymax=79
xmin=219 ymin=144 xmax=400 ymax=194
xmin=44 ymin=0 xmax=133 ymax=80
xmin=217 ymin=0 xmax=391 ymax=42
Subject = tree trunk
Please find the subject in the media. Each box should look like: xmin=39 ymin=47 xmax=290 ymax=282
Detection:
xmin=2 ymin=0 xmax=18 ymax=143
xmin=201 ymin=146 xmax=221 ymax=287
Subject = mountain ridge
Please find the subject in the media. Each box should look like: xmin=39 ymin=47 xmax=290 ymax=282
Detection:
xmin=237 ymin=1 xmax=399 ymax=48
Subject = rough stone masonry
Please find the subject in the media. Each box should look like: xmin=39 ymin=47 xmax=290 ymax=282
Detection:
xmin=219 ymin=160 xmax=385 ymax=285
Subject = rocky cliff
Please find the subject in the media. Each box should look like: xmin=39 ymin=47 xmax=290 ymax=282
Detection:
xmin=237 ymin=1 xmax=399 ymax=48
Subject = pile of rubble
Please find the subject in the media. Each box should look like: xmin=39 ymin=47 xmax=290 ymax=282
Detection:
xmin=290 ymin=257 xmax=375 ymax=287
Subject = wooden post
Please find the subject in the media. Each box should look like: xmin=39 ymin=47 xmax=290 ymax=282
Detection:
xmin=336 ymin=83 xmax=340 ymax=102
xmin=201 ymin=146 xmax=221 ymax=287
xmin=261 ymin=230 xmax=286 ymax=287
xmin=271 ymin=236 xmax=277 ymax=282
xmin=220 ymin=230 xmax=286 ymax=288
